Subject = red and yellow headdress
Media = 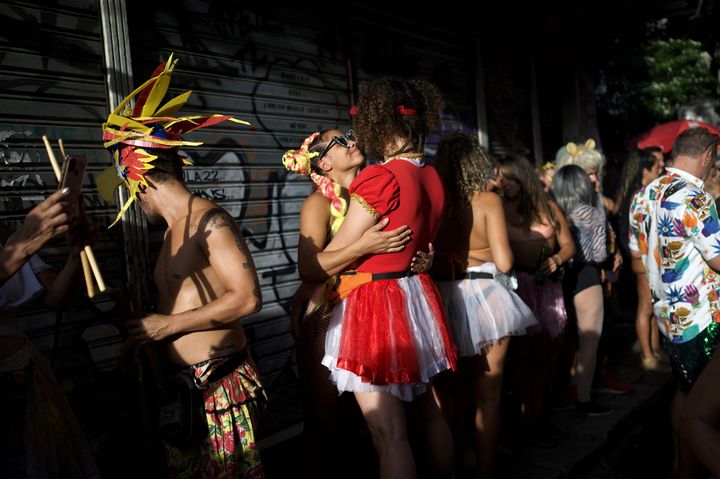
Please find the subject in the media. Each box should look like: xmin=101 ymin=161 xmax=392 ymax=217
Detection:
xmin=98 ymin=53 xmax=249 ymax=227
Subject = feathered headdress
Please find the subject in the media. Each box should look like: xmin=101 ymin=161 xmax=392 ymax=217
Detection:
xmin=98 ymin=53 xmax=249 ymax=227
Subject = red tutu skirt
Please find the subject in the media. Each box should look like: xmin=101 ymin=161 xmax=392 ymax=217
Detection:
xmin=322 ymin=273 xmax=457 ymax=401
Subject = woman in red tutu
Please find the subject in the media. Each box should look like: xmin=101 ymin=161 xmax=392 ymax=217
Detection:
xmin=321 ymin=78 xmax=456 ymax=478
xmin=283 ymin=129 xmax=415 ymax=478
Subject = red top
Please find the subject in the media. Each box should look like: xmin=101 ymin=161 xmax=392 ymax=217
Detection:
xmin=349 ymin=158 xmax=445 ymax=273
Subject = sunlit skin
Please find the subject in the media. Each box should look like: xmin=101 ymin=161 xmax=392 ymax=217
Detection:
xmin=128 ymin=180 xmax=261 ymax=366
xmin=432 ymin=155 xmax=514 ymax=478
xmin=294 ymin=129 xmax=420 ymax=303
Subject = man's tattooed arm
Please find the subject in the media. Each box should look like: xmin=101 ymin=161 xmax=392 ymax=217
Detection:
xmin=199 ymin=208 xmax=262 ymax=301
xmin=201 ymin=208 xmax=255 ymax=270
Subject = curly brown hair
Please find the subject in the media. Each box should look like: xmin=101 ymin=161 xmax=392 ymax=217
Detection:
xmin=352 ymin=78 xmax=445 ymax=161
xmin=435 ymin=132 xmax=491 ymax=214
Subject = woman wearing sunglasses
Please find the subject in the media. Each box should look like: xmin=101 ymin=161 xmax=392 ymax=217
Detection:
xmin=320 ymin=78 xmax=456 ymax=479
xmin=284 ymin=128 xmax=433 ymax=477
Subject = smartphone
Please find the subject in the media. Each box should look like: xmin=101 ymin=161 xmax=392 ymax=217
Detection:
xmin=59 ymin=156 xmax=88 ymax=214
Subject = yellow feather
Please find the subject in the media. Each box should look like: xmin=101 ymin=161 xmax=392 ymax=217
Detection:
xmin=141 ymin=73 xmax=172 ymax=117
xmin=96 ymin=166 xmax=123 ymax=203
xmin=155 ymin=91 xmax=193 ymax=118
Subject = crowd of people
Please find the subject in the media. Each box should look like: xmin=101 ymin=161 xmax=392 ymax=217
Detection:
xmin=286 ymin=85 xmax=720 ymax=478
xmin=3 ymin=53 xmax=720 ymax=479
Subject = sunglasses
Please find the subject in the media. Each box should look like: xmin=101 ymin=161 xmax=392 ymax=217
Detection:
xmin=318 ymin=130 xmax=356 ymax=161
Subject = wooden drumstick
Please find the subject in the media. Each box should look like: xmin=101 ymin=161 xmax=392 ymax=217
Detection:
xmin=42 ymin=135 xmax=62 ymax=180
xmin=83 ymin=246 xmax=107 ymax=292
xmin=58 ymin=139 xmax=67 ymax=159
xmin=80 ymin=251 xmax=96 ymax=297
xmin=42 ymin=135 xmax=106 ymax=296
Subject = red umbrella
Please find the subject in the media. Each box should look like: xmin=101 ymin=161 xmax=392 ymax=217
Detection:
xmin=634 ymin=119 xmax=720 ymax=153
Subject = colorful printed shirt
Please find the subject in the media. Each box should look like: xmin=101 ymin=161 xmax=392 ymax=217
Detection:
xmin=628 ymin=167 xmax=720 ymax=343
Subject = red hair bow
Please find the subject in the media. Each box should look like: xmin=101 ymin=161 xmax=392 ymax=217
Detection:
xmin=396 ymin=105 xmax=416 ymax=115
xmin=349 ymin=105 xmax=358 ymax=116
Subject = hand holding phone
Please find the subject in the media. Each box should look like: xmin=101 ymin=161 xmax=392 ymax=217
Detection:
xmin=59 ymin=156 xmax=88 ymax=217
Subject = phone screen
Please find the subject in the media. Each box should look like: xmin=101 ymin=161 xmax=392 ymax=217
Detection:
xmin=59 ymin=156 xmax=88 ymax=211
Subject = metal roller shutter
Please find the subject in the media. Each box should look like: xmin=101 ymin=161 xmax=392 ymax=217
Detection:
xmin=348 ymin=2 xmax=479 ymax=158
xmin=126 ymin=0 xmax=352 ymax=439
xmin=0 ymin=0 xmax=136 ymax=472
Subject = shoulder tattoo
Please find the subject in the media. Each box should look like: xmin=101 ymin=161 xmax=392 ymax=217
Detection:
xmin=199 ymin=208 xmax=255 ymax=270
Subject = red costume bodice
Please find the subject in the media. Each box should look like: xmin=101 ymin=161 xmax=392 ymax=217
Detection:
xmin=349 ymin=158 xmax=446 ymax=274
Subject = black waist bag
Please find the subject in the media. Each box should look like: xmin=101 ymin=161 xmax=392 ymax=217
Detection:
xmin=156 ymin=350 xmax=248 ymax=448
xmin=157 ymin=371 xmax=207 ymax=448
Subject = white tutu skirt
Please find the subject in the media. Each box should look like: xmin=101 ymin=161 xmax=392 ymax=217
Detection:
xmin=435 ymin=263 xmax=537 ymax=357
xmin=322 ymin=274 xmax=456 ymax=402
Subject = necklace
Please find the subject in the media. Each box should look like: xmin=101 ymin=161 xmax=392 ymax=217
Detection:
xmin=384 ymin=152 xmax=424 ymax=163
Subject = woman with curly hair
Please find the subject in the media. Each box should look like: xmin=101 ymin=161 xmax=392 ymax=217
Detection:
xmin=432 ymin=133 xmax=536 ymax=477
xmin=320 ymin=78 xmax=456 ymax=478
xmin=283 ymin=129 xmax=432 ymax=477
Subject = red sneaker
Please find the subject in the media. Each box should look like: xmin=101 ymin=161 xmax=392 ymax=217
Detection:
xmin=593 ymin=374 xmax=635 ymax=395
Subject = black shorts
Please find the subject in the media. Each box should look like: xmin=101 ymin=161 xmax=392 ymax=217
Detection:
xmin=563 ymin=262 xmax=601 ymax=295
xmin=668 ymin=322 xmax=720 ymax=393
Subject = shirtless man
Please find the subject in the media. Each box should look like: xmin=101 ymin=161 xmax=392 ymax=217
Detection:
xmin=125 ymin=150 xmax=265 ymax=477
xmin=100 ymin=55 xmax=265 ymax=477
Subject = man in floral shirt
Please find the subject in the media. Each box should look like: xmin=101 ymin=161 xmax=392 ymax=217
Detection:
xmin=629 ymin=127 xmax=720 ymax=476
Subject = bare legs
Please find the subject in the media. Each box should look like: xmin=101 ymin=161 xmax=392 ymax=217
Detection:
xmin=355 ymin=389 xmax=454 ymax=479
xmin=435 ymin=338 xmax=510 ymax=478
xmin=573 ymin=285 xmax=604 ymax=403
xmin=408 ymin=389 xmax=455 ymax=478
xmin=473 ymin=338 xmax=509 ymax=478
xmin=635 ymin=272 xmax=661 ymax=364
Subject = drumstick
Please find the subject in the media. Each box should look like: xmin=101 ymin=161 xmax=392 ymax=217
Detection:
xmin=83 ymin=247 xmax=107 ymax=292
xmin=80 ymin=251 xmax=96 ymax=297
xmin=42 ymin=135 xmax=62 ymax=180
xmin=42 ymin=135 xmax=107 ymax=296
xmin=43 ymin=135 xmax=95 ymax=296
xmin=58 ymin=139 xmax=67 ymax=159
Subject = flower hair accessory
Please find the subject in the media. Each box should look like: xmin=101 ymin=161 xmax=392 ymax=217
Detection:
xmin=348 ymin=105 xmax=358 ymax=117
xmin=281 ymin=132 xmax=348 ymax=235
xmin=282 ymin=132 xmax=320 ymax=175
xmin=97 ymin=53 xmax=249 ymax=227
xmin=396 ymin=105 xmax=417 ymax=115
